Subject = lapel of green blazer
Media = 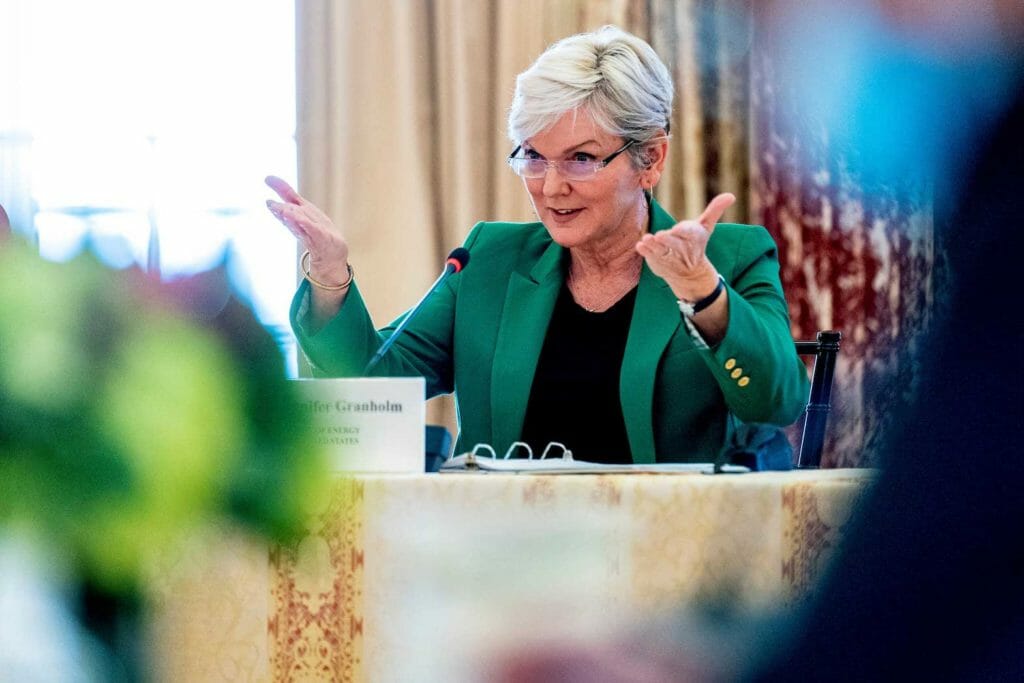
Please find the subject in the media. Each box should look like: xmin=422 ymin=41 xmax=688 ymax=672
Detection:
xmin=487 ymin=198 xmax=678 ymax=462
xmin=620 ymin=198 xmax=680 ymax=463
xmin=490 ymin=238 xmax=563 ymax=454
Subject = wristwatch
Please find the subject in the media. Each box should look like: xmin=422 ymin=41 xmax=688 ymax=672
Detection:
xmin=677 ymin=274 xmax=725 ymax=317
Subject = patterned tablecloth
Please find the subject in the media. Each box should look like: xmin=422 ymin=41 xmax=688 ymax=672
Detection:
xmin=149 ymin=469 xmax=872 ymax=682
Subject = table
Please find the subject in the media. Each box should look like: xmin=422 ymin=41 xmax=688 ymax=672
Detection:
xmin=149 ymin=469 xmax=872 ymax=681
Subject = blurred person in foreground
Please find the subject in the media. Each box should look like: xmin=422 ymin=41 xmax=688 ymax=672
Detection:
xmin=493 ymin=1 xmax=1024 ymax=680
xmin=266 ymin=26 xmax=808 ymax=464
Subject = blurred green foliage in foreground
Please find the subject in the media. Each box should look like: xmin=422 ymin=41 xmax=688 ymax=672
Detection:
xmin=0 ymin=239 xmax=329 ymax=593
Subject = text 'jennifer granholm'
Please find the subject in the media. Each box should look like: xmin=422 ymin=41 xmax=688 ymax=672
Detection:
xmin=304 ymin=400 xmax=406 ymax=414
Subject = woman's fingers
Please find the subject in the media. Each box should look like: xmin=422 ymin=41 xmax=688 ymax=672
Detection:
xmin=265 ymin=175 xmax=310 ymax=239
xmin=637 ymin=231 xmax=702 ymax=268
xmin=637 ymin=194 xmax=735 ymax=298
xmin=264 ymin=177 xmax=350 ymax=278
xmin=266 ymin=200 xmax=306 ymax=237
xmin=265 ymin=175 xmax=304 ymax=205
xmin=639 ymin=226 xmax=701 ymax=253
xmin=637 ymin=232 xmax=670 ymax=253
xmin=646 ymin=190 xmax=735 ymax=258
xmin=635 ymin=234 xmax=662 ymax=258
xmin=265 ymin=188 xmax=349 ymax=269
xmin=697 ymin=192 xmax=735 ymax=230
xmin=637 ymin=234 xmax=680 ymax=269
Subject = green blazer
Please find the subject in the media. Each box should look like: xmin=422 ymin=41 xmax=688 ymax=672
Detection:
xmin=291 ymin=198 xmax=809 ymax=463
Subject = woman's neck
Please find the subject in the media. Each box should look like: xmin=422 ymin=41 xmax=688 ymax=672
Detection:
xmin=569 ymin=193 xmax=649 ymax=279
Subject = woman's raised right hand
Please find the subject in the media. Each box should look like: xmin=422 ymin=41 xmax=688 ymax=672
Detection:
xmin=265 ymin=175 xmax=350 ymax=287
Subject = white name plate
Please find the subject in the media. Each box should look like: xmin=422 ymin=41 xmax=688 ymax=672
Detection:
xmin=294 ymin=377 xmax=425 ymax=473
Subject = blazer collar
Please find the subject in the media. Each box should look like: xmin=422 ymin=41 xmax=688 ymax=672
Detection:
xmin=490 ymin=238 xmax=564 ymax=454
xmin=619 ymin=196 xmax=681 ymax=463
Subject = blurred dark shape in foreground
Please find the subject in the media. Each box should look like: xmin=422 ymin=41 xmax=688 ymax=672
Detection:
xmin=749 ymin=59 xmax=1024 ymax=683
xmin=491 ymin=1 xmax=1024 ymax=680
xmin=748 ymin=1 xmax=1024 ymax=679
xmin=0 ymin=236 xmax=328 ymax=679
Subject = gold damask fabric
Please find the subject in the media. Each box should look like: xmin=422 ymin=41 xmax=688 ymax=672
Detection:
xmin=269 ymin=479 xmax=366 ymax=681
xmin=147 ymin=527 xmax=275 ymax=681
xmin=149 ymin=470 xmax=870 ymax=681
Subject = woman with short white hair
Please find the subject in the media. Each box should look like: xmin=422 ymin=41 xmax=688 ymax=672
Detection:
xmin=267 ymin=25 xmax=808 ymax=464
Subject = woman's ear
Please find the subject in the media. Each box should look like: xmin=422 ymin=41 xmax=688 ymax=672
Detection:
xmin=640 ymin=134 xmax=669 ymax=189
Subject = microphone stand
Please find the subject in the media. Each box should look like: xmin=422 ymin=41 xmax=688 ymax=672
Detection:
xmin=363 ymin=249 xmax=468 ymax=374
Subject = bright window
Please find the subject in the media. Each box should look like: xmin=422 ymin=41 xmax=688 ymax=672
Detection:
xmin=0 ymin=0 xmax=299 ymax=374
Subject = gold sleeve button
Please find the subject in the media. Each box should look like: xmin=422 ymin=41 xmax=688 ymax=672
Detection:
xmin=724 ymin=358 xmax=737 ymax=370
xmin=738 ymin=376 xmax=750 ymax=387
xmin=730 ymin=368 xmax=743 ymax=379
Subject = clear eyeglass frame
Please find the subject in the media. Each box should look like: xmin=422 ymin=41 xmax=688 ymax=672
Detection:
xmin=506 ymin=138 xmax=637 ymax=181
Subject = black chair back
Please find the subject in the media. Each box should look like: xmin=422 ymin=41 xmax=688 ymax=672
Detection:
xmin=794 ymin=330 xmax=842 ymax=468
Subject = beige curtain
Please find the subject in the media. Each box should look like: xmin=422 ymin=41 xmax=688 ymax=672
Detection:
xmin=294 ymin=0 xmax=771 ymax=445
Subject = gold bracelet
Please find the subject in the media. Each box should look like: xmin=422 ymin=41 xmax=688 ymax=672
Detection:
xmin=301 ymin=250 xmax=354 ymax=291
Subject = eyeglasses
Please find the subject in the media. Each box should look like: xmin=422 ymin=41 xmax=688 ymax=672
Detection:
xmin=506 ymin=139 xmax=637 ymax=181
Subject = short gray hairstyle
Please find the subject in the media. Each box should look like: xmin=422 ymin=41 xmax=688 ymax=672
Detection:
xmin=507 ymin=25 xmax=673 ymax=168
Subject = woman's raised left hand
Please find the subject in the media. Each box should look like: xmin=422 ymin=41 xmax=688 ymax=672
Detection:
xmin=635 ymin=192 xmax=735 ymax=302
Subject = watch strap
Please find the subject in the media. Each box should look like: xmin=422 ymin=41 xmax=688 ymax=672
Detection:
xmin=677 ymin=274 xmax=725 ymax=317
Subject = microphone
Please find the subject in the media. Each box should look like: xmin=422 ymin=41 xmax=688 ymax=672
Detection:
xmin=363 ymin=247 xmax=470 ymax=374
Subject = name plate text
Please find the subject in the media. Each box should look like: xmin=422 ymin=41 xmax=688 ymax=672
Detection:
xmin=295 ymin=377 xmax=425 ymax=473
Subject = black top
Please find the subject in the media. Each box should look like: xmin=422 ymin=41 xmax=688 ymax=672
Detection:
xmin=519 ymin=281 xmax=637 ymax=464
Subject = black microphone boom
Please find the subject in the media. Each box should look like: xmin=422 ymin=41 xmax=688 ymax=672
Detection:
xmin=363 ymin=247 xmax=470 ymax=374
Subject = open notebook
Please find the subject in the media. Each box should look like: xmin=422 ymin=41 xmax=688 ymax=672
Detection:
xmin=439 ymin=445 xmax=749 ymax=475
